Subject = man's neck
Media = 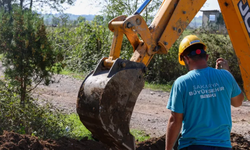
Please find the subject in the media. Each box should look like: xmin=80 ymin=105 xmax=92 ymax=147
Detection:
xmin=189 ymin=61 xmax=208 ymax=70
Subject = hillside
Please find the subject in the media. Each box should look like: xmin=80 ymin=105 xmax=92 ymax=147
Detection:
xmin=42 ymin=13 xmax=96 ymax=25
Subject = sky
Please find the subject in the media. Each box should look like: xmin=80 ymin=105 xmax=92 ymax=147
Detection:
xmin=61 ymin=0 xmax=220 ymax=16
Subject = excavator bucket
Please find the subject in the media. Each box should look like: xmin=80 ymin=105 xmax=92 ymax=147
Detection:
xmin=77 ymin=58 xmax=146 ymax=150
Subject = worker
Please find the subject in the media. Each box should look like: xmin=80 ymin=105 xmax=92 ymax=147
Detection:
xmin=165 ymin=35 xmax=244 ymax=150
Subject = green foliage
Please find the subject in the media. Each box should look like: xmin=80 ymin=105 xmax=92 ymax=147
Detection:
xmin=49 ymin=23 xmax=242 ymax=87
xmin=0 ymin=8 xmax=64 ymax=103
xmin=49 ymin=20 xmax=111 ymax=73
xmin=63 ymin=113 xmax=92 ymax=140
xmin=145 ymin=30 xmax=191 ymax=83
xmin=59 ymin=14 xmax=70 ymax=26
xmin=52 ymin=16 xmax=60 ymax=26
xmin=130 ymin=129 xmax=150 ymax=142
xmin=0 ymin=80 xmax=151 ymax=141
xmin=216 ymin=13 xmax=224 ymax=25
xmin=77 ymin=16 xmax=86 ymax=23
xmin=195 ymin=29 xmax=242 ymax=86
xmin=145 ymin=29 xmax=242 ymax=87
xmin=0 ymin=0 xmax=75 ymax=13
xmin=100 ymin=0 xmax=162 ymax=22
xmin=0 ymin=80 xmax=70 ymax=139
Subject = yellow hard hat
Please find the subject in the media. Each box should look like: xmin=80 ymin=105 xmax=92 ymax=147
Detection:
xmin=178 ymin=35 xmax=206 ymax=65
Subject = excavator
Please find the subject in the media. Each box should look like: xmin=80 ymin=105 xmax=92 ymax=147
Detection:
xmin=77 ymin=0 xmax=250 ymax=149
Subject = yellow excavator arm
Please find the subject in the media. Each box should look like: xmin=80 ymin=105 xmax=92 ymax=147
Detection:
xmin=77 ymin=0 xmax=250 ymax=149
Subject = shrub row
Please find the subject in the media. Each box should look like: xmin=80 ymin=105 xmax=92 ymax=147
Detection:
xmin=48 ymin=23 xmax=242 ymax=86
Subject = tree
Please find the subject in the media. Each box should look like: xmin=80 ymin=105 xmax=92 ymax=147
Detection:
xmin=216 ymin=13 xmax=224 ymax=25
xmin=0 ymin=0 xmax=12 ymax=12
xmin=52 ymin=16 xmax=60 ymax=26
xmin=0 ymin=8 xmax=64 ymax=104
xmin=60 ymin=14 xmax=69 ymax=26
xmin=77 ymin=16 xmax=86 ymax=24
xmin=0 ymin=0 xmax=75 ymax=12
xmin=93 ymin=15 xmax=104 ymax=25
xmin=100 ymin=0 xmax=162 ymax=22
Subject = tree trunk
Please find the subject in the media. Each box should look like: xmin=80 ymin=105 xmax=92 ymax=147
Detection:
xmin=20 ymin=76 xmax=27 ymax=106
xmin=20 ymin=0 xmax=24 ymax=9
xmin=20 ymin=77 xmax=24 ymax=105
xmin=2 ymin=0 xmax=12 ymax=12
xmin=30 ymin=0 xmax=33 ymax=10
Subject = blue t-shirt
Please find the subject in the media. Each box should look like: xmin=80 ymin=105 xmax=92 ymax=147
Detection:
xmin=167 ymin=67 xmax=242 ymax=149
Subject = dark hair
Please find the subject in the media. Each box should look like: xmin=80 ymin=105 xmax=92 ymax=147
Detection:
xmin=180 ymin=44 xmax=207 ymax=61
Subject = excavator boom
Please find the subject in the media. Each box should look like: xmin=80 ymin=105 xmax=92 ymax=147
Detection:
xmin=77 ymin=0 xmax=250 ymax=149
xmin=218 ymin=0 xmax=250 ymax=98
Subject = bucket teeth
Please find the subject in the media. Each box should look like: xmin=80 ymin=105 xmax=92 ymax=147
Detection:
xmin=77 ymin=58 xmax=145 ymax=150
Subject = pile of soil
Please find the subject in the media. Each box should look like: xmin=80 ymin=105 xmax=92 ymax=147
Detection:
xmin=0 ymin=131 xmax=108 ymax=150
xmin=1 ymin=131 xmax=250 ymax=150
xmin=137 ymin=133 xmax=250 ymax=150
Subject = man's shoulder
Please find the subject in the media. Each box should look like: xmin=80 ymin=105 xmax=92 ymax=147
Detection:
xmin=209 ymin=67 xmax=232 ymax=76
xmin=174 ymin=73 xmax=190 ymax=85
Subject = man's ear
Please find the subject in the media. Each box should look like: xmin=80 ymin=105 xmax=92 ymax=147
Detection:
xmin=183 ymin=56 xmax=189 ymax=64
xmin=206 ymin=54 xmax=209 ymax=61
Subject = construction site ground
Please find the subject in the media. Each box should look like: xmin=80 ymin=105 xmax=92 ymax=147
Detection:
xmin=0 ymin=62 xmax=250 ymax=149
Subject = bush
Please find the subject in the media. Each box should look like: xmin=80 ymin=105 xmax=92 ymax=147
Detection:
xmin=0 ymin=80 xmax=73 ymax=139
xmin=49 ymin=23 xmax=242 ymax=87
xmin=49 ymin=21 xmax=111 ymax=73
xmin=196 ymin=29 xmax=242 ymax=86
xmin=146 ymin=29 xmax=242 ymax=87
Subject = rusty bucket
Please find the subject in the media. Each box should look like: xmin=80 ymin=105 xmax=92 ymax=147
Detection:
xmin=77 ymin=58 xmax=146 ymax=150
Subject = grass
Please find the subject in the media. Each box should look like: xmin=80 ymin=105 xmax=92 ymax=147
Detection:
xmin=0 ymin=54 xmax=3 ymax=60
xmin=144 ymin=82 xmax=172 ymax=92
xmin=64 ymin=113 xmax=92 ymax=140
xmin=130 ymin=129 xmax=150 ymax=142
xmin=60 ymin=69 xmax=87 ymax=80
xmin=64 ymin=113 xmax=150 ymax=141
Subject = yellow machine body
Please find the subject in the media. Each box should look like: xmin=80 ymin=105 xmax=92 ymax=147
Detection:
xmin=103 ymin=0 xmax=250 ymax=100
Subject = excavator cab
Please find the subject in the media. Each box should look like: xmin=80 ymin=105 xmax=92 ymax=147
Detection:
xmin=77 ymin=0 xmax=250 ymax=149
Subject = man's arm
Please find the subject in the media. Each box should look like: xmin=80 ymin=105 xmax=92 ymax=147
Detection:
xmin=165 ymin=111 xmax=183 ymax=150
xmin=216 ymin=58 xmax=244 ymax=107
xmin=231 ymin=92 xmax=244 ymax=107
xmin=216 ymin=58 xmax=230 ymax=71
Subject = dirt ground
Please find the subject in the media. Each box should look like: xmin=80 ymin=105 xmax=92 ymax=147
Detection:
xmin=1 ymin=61 xmax=250 ymax=149
xmin=32 ymin=74 xmax=250 ymax=140
xmin=1 ymin=129 xmax=250 ymax=150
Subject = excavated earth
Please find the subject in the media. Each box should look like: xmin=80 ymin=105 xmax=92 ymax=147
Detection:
xmin=0 ymin=131 xmax=250 ymax=150
xmin=0 ymin=62 xmax=250 ymax=149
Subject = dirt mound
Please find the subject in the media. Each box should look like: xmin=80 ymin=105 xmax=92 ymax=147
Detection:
xmin=231 ymin=133 xmax=250 ymax=150
xmin=1 ymin=131 xmax=250 ymax=150
xmin=0 ymin=131 xmax=109 ymax=150
xmin=136 ymin=133 xmax=250 ymax=150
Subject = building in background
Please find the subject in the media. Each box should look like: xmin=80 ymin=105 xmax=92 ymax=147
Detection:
xmin=201 ymin=10 xmax=226 ymax=33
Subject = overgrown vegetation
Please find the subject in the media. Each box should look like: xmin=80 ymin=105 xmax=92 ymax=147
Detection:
xmin=0 ymin=8 xmax=64 ymax=104
xmin=51 ymin=23 xmax=241 ymax=86
xmin=0 ymin=80 xmax=71 ymax=139
xmin=0 ymin=79 xmax=150 ymax=141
